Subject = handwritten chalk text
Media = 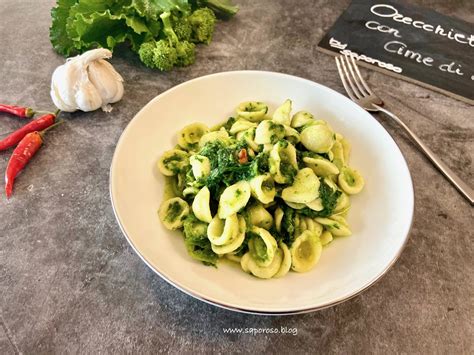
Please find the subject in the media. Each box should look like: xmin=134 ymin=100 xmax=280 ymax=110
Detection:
xmin=370 ymin=4 xmax=474 ymax=47
xmin=384 ymin=41 xmax=434 ymax=66
xmin=365 ymin=21 xmax=401 ymax=38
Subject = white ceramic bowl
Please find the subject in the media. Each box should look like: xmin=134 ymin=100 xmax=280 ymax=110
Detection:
xmin=110 ymin=71 xmax=414 ymax=315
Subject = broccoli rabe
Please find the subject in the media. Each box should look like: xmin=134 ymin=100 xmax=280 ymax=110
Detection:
xmin=138 ymin=11 xmax=196 ymax=70
xmin=50 ymin=0 xmax=238 ymax=71
xmin=183 ymin=213 xmax=218 ymax=266
xmin=189 ymin=8 xmax=216 ymax=44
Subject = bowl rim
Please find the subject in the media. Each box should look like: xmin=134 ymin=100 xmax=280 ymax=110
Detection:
xmin=109 ymin=70 xmax=415 ymax=315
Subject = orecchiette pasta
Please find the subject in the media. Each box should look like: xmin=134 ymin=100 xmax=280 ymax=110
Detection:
xmin=303 ymin=156 xmax=339 ymax=177
xmin=190 ymin=154 xmax=211 ymax=179
xmin=199 ymin=129 xmax=229 ymax=147
xmin=255 ymin=120 xmax=285 ymax=144
xmin=157 ymin=99 xmax=365 ymax=279
xmin=178 ymin=123 xmax=209 ymax=150
xmin=208 ymin=213 xmax=239 ymax=245
xmin=158 ymin=149 xmax=189 ymax=176
xmin=230 ymin=119 xmax=257 ymax=134
xmin=249 ymin=174 xmax=276 ymax=204
xmin=272 ymin=99 xmax=292 ymax=126
xmin=158 ymin=197 xmax=189 ymax=230
xmin=300 ymin=123 xmax=335 ymax=153
xmin=269 ymin=140 xmax=298 ymax=184
xmin=192 ymin=186 xmax=212 ymax=223
xmin=248 ymin=203 xmax=273 ymax=229
xmin=211 ymin=215 xmax=246 ymax=255
xmin=291 ymin=110 xmax=314 ymax=128
xmin=281 ymin=168 xmax=320 ymax=204
xmin=236 ymin=101 xmax=268 ymax=121
xmin=218 ymin=181 xmax=251 ymax=219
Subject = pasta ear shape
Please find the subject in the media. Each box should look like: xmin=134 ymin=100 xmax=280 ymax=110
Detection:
xmin=274 ymin=207 xmax=284 ymax=233
xmin=315 ymin=217 xmax=352 ymax=237
xmin=290 ymin=231 xmax=322 ymax=273
xmin=218 ymin=181 xmax=251 ymax=219
xmin=192 ymin=186 xmax=213 ymax=223
xmin=255 ymin=120 xmax=285 ymax=144
xmin=211 ymin=215 xmax=246 ymax=255
xmin=178 ymin=123 xmax=209 ymax=151
xmin=303 ymin=156 xmax=339 ymax=177
xmin=236 ymin=101 xmax=268 ymax=121
xmin=247 ymin=203 xmax=273 ymax=229
xmin=246 ymin=248 xmax=283 ymax=279
xmin=291 ymin=110 xmax=314 ymax=128
xmin=157 ymin=149 xmax=189 ymax=176
xmin=283 ymin=125 xmax=300 ymax=144
xmin=331 ymin=141 xmax=345 ymax=170
xmin=249 ymin=174 xmax=276 ymax=204
xmin=248 ymin=226 xmax=278 ymax=267
xmin=320 ymin=230 xmax=333 ymax=246
xmin=333 ymin=192 xmax=351 ymax=214
xmin=300 ymin=123 xmax=335 ymax=153
xmin=338 ymin=166 xmax=365 ymax=195
xmin=281 ymin=168 xmax=320 ymax=204
xmin=230 ymin=119 xmax=257 ymax=134
xmin=189 ymin=154 xmax=211 ymax=179
xmin=269 ymin=140 xmax=298 ymax=184
xmin=207 ymin=213 xmax=239 ymax=246
xmin=306 ymin=197 xmax=324 ymax=211
xmin=272 ymin=99 xmax=292 ymax=126
xmin=158 ymin=197 xmax=190 ymax=230
xmin=199 ymin=129 xmax=229 ymax=148
xmin=273 ymin=242 xmax=292 ymax=278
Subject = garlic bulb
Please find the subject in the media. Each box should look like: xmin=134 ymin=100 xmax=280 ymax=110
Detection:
xmin=50 ymin=48 xmax=124 ymax=112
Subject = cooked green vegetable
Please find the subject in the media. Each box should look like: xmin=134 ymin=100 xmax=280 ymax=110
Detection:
xmin=183 ymin=213 xmax=218 ymax=265
xmin=198 ymin=140 xmax=269 ymax=196
xmin=50 ymin=0 xmax=238 ymax=70
xmin=298 ymin=179 xmax=342 ymax=218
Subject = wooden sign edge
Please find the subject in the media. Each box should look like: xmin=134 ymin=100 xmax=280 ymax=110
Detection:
xmin=316 ymin=46 xmax=474 ymax=106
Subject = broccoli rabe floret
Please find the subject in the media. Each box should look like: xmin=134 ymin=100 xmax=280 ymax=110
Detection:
xmin=189 ymin=8 xmax=216 ymax=44
xmin=173 ymin=16 xmax=193 ymax=41
xmin=161 ymin=12 xmax=196 ymax=66
xmin=138 ymin=11 xmax=196 ymax=70
xmin=138 ymin=40 xmax=178 ymax=71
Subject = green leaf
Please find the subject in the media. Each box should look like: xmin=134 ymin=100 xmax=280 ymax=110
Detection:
xmin=126 ymin=0 xmax=191 ymax=20
xmin=183 ymin=214 xmax=218 ymax=266
xmin=50 ymin=0 xmax=77 ymax=56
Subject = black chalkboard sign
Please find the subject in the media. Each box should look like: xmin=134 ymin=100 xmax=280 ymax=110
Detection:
xmin=317 ymin=0 xmax=474 ymax=105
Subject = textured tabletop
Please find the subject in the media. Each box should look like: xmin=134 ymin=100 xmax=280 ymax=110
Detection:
xmin=1 ymin=0 xmax=473 ymax=353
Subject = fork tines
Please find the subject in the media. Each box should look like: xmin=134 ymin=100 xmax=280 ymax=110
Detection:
xmin=335 ymin=54 xmax=374 ymax=101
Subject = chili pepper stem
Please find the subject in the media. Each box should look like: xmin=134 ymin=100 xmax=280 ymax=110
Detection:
xmin=33 ymin=110 xmax=57 ymax=116
xmin=25 ymin=108 xmax=35 ymax=118
xmin=38 ymin=119 xmax=64 ymax=138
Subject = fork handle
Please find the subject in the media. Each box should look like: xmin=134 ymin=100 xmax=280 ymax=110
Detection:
xmin=373 ymin=104 xmax=474 ymax=205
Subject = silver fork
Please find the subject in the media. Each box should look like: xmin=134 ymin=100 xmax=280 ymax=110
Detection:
xmin=336 ymin=54 xmax=473 ymax=205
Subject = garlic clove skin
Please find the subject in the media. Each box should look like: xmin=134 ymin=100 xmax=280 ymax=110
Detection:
xmin=87 ymin=59 xmax=123 ymax=105
xmin=51 ymin=60 xmax=82 ymax=111
xmin=74 ymin=68 xmax=103 ymax=112
xmin=50 ymin=48 xmax=124 ymax=113
xmin=98 ymin=60 xmax=124 ymax=103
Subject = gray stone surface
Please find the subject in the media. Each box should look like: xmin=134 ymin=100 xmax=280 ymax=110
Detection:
xmin=0 ymin=0 xmax=473 ymax=353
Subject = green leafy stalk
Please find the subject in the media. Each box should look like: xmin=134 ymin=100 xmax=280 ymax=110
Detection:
xmin=49 ymin=0 xmax=238 ymax=70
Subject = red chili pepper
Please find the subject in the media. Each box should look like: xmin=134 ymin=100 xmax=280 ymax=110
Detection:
xmin=5 ymin=132 xmax=43 ymax=199
xmin=0 ymin=104 xmax=35 ymax=118
xmin=238 ymin=148 xmax=248 ymax=164
xmin=4 ymin=120 xmax=63 ymax=199
xmin=0 ymin=113 xmax=56 ymax=151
